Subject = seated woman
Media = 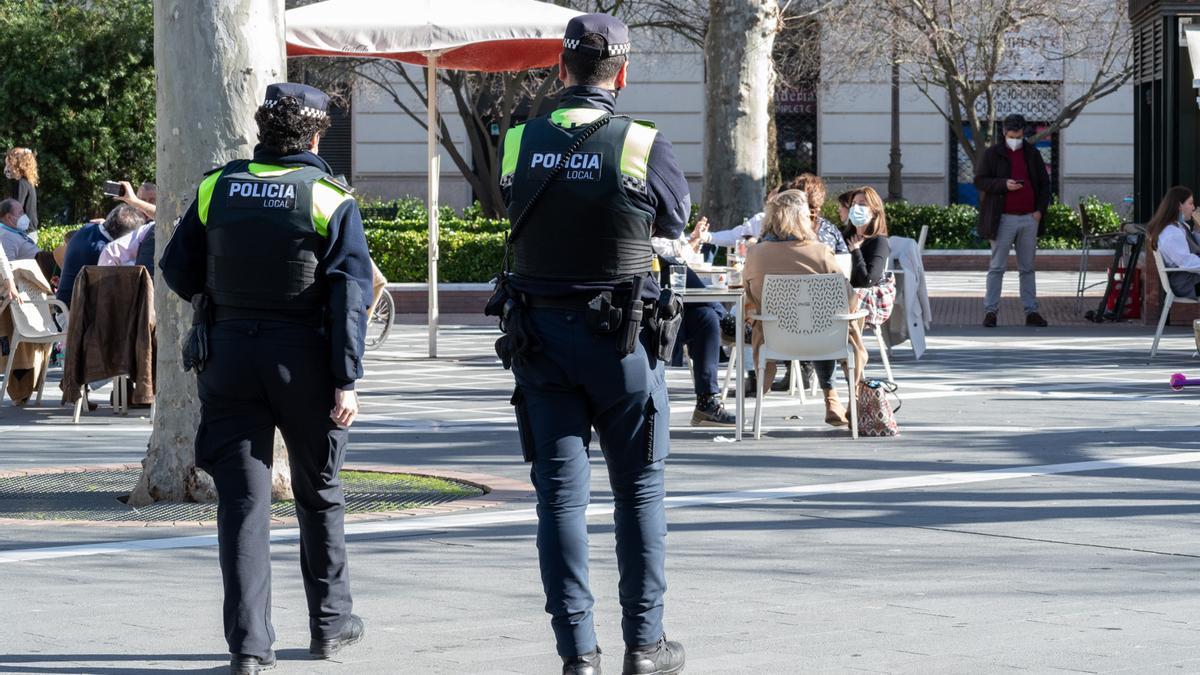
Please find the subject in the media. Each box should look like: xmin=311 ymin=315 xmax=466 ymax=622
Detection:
xmin=743 ymin=190 xmax=865 ymax=425
xmin=1147 ymin=186 xmax=1200 ymax=297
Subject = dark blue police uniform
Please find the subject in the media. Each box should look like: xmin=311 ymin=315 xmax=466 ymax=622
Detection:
xmin=496 ymin=15 xmax=689 ymax=674
xmin=159 ymin=84 xmax=372 ymax=669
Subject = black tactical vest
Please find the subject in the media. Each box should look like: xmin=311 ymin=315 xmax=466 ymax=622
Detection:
xmin=202 ymin=160 xmax=330 ymax=323
xmin=504 ymin=111 xmax=658 ymax=281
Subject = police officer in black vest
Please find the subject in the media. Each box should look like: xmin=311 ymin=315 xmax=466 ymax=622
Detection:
xmin=494 ymin=14 xmax=688 ymax=675
xmin=160 ymin=84 xmax=372 ymax=675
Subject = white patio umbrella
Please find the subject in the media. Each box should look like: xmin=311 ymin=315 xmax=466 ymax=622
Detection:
xmin=286 ymin=0 xmax=582 ymax=358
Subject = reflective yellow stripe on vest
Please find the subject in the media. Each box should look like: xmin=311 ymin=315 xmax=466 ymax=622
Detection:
xmin=312 ymin=179 xmax=352 ymax=238
xmin=500 ymin=124 xmax=525 ymax=182
xmin=197 ymin=170 xmax=224 ymax=226
xmin=550 ymin=107 xmax=608 ymax=129
xmin=198 ymin=163 xmax=303 ymax=226
xmin=620 ymin=121 xmax=658 ymax=181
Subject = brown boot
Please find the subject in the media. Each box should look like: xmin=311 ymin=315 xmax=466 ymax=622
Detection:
xmin=823 ymin=389 xmax=848 ymax=427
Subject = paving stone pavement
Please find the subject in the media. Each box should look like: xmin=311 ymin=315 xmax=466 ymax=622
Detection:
xmin=0 ymin=318 xmax=1198 ymax=674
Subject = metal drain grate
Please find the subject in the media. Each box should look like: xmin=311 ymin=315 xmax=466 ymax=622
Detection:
xmin=0 ymin=469 xmax=484 ymax=522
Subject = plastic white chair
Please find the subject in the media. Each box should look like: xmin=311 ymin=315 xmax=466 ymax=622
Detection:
xmin=750 ymin=274 xmax=867 ymax=439
xmin=1150 ymin=247 xmax=1198 ymax=358
xmin=1 ymin=292 xmax=67 ymax=407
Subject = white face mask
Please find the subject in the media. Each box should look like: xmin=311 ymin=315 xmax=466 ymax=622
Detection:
xmin=13 ymin=214 xmax=29 ymax=231
xmin=849 ymin=204 xmax=872 ymax=227
xmin=1005 ymin=137 xmax=1023 ymax=151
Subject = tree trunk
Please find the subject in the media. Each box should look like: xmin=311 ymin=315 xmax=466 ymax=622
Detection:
xmin=129 ymin=0 xmax=290 ymax=506
xmin=701 ymin=0 xmax=778 ymax=231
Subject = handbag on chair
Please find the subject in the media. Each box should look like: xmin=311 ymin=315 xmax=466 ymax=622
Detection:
xmin=856 ymin=378 xmax=900 ymax=437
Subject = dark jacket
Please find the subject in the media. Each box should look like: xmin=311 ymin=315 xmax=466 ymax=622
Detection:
xmin=972 ymin=140 xmax=1051 ymax=240
xmin=160 ymin=146 xmax=373 ymax=390
xmin=8 ymin=178 xmax=37 ymax=231
xmin=57 ymin=222 xmax=112 ymax=307
xmin=61 ymin=265 xmax=156 ymax=405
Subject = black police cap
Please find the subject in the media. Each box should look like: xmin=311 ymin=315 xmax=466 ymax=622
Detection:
xmin=563 ymin=13 xmax=631 ymax=58
xmin=263 ymin=83 xmax=329 ymax=119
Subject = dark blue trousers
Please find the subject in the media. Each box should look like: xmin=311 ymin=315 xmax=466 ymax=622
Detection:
xmin=195 ymin=320 xmax=353 ymax=659
xmin=668 ymin=265 xmax=726 ymax=397
xmin=511 ymin=308 xmax=670 ymax=657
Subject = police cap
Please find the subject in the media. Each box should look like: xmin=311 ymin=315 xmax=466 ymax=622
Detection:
xmin=563 ymin=13 xmax=631 ymax=58
xmin=262 ymin=82 xmax=329 ymax=120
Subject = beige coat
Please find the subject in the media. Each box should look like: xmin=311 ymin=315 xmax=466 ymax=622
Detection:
xmin=742 ymin=239 xmax=867 ymax=386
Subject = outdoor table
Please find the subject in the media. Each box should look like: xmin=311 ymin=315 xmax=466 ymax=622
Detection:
xmin=675 ymin=286 xmax=746 ymax=441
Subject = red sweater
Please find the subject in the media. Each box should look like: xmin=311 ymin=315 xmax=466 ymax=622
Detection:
xmin=1004 ymin=146 xmax=1036 ymax=215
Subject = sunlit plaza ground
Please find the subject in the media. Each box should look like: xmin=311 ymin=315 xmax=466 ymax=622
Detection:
xmin=2 ymin=277 xmax=1198 ymax=673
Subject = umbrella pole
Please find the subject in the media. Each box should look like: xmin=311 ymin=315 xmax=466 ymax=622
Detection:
xmin=427 ymin=54 xmax=439 ymax=359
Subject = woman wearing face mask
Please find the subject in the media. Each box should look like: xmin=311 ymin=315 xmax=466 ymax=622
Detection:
xmin=1146 ymin=186 xmax=1200 ymax=298
xmin=844 ymin=187 xmax=891 ymax=289
xmin=5 ymin=148 xmax=39 ymax=237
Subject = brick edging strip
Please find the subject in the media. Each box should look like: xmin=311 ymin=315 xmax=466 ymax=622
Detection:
xmin=0 ymin=463 xmax=533 ymax=529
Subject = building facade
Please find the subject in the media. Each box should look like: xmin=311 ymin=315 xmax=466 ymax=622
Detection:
xmin=333 ymin=27 xmax=1134 ymax=216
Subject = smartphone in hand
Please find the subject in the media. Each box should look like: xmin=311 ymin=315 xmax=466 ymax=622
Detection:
xmin=102 ymin=180 xmax=125 ymax=198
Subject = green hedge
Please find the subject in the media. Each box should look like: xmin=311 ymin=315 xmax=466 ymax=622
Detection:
xmin=819 ymin=197 xmax=1118 ymax=250
xmin=36 ymin=198 xmax=1120 ymax=284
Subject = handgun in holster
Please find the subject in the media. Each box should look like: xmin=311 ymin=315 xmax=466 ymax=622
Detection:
xmin=182 ymin=293 xmax=212 ymax=373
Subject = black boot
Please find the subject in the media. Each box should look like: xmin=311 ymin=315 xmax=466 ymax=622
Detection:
xmin=690 ymin=394 xmax=735 ymax=427
xmin=623 ymin=637 xmax=685 ymax=675
xmin=310 ymin=614 xmax=365 ymax=659
xmin=563 ymin=648 xmax=602 ymax=675
xmin=230 ymin=652 xmax=275 ymax=675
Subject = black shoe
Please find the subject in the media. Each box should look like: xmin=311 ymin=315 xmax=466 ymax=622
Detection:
xmin=983 ymin=311 xmax=997 ymax=328
xmin=770 ymin=361 xmax=791 ymax=392
xmin=563 ymin=648 xmax=602 ymax=675
xmin=1025 ymin=311 xmax=1048 ymax=327
xmin=310 ymin=614 xmax=365 ymax=659
xmin=623 ymin=637 xmax=685 ymax=675
xmin=230 ymin=652 xmax=275 ymax=675
xmin=691 ymin=395 xmax=735 ymax=427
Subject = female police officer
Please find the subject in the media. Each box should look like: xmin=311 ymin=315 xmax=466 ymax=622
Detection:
xmin=496 ymin=15 xmax=689 ymax=675
xmin=160 ymin=83 xmax=372 ymax=675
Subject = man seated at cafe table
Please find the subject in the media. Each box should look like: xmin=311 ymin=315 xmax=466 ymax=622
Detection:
xmin=651 ymin=218 xmax=736 ymax=427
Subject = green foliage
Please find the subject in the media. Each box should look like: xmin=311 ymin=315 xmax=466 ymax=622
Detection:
xmin=0 ymin=0 xmax=155 ymax=222
xmin=366 ymin=228 xmax=506 ymax=283
xmin=34 ymin=224 xmax=74 ymax=255
xmin=356 ymin=197 xmax=1123 ymax=283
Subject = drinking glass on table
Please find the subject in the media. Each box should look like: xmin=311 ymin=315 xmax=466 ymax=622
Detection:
xmin=669 ymin=264 xmax=688 ymax=290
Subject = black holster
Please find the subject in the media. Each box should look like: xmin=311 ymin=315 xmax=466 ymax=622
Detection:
xmin=649 ymin=288 xmax=683 ymax=362
xmin=182 ymin=293 xmax=212 ymax=373
xmin=487 ymin=274 xmax=541 ymax=370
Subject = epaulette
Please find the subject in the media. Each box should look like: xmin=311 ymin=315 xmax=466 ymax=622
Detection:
xmin=632 ymin=119 xmax=657 ymax=129
xmin=322 ymin=174 xmax=355 ymax=195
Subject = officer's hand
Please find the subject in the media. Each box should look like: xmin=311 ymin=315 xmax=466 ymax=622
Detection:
xmin=331 ymin=388 xmax=359 ymax=428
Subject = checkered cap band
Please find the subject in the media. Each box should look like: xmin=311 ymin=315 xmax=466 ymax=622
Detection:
xmin=263 ymin=97 xmax=328 ymax=119
xmin=563 ymin=37 xmax=630 ymax=57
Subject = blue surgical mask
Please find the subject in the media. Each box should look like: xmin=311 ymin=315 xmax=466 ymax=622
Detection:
xmin=13 ymin=214 xmax=29 ymax=231
xmin=849 ymin=204 xmax=872 ymax=227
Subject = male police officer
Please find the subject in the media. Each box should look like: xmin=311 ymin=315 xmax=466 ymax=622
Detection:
xmin=160 ymin=83 xmax=372 ymax=675
xmin=497 ymin=14 xmax=688 ymax=675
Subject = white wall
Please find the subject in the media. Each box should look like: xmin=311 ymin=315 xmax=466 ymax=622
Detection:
xmin=347 ymin=25 xmax=1133 ymax=210
xmin=350 ymin=29 xmax=706 ymax=208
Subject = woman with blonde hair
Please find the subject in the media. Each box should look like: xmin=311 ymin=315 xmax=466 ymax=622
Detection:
xmin=743 ymin=190 xmax=866 ymax=425
xmin=5 ymin=148 xmax=39 ymax=234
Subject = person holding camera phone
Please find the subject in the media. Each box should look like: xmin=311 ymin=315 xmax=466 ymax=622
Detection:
xmin=973 ymin=113 xmax=1051 ymax=328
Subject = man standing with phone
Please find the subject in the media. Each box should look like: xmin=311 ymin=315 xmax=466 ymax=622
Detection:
xmin=974 ymin=113 xmax=1051 ymax=328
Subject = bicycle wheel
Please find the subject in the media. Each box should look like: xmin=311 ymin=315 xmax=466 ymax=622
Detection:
xmin=363 ymin=290 xmax=395 ymax=351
